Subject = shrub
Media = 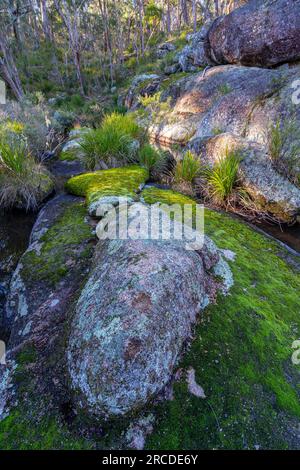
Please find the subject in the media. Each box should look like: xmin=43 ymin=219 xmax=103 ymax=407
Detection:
xmin=174 ymin=151 xmax=201 ymax=184
xmin=0 ymin=100 xmax=56 ymax=158
xmin=0 ymin=140 xmax=52 ymax=210
xmin=204 ymin=149 xmax=241 ymax=205
xmin=53 ymin=110 xmax=76 ymax=133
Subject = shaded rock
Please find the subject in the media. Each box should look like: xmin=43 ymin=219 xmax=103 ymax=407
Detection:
xmin=204 ymin=0 xmax=300 ymax=67
xmin=2 ymin=194 xmax=95 ymax=422
xmin=67 ymin=204 xmax=232 ymax=419
xmin=164 ymin=63 xmax=181 ymax=75
xmin=5 ymin=195 xmax=94 ymax=343
xmin=156 ymin=42 xmax=176 ymax=59
xmin=177 ymin=29 xmax=212 ymax=72
xmin=0 ymin=211 xmax=36 ymax=335
xmin=125 ymin=74 xmax=161 ymax=110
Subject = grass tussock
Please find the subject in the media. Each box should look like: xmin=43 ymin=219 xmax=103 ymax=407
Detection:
xmin=79 ymin=112 xmax=143 ymax=170
xmin=203 ymin=148 xmax=241 ymax=205
xmin=173 ymin=151 xmax=201 ymax=194
xmin=0 ymin=140 xmax=52 ymax=211
xmin=131 ymin=144 xmax=169 ymax=178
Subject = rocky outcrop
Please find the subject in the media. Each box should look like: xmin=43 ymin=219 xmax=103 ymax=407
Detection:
xmin=156 ymin=42 xmax=176 ymax=59
xmin=125 ymin=74 xmax=161 ymax=110
xmin=177 ymin=25 xmax=212 ymax=72
xmin=67 ymin=207 xmax=232 ymax=419
xmin=1 ymin=194 xmax=95 ymax=421
xmin=204 ymin=0 xmax=300 ymax=67
xmin=146 ymin=64 xmax=300 ymax=222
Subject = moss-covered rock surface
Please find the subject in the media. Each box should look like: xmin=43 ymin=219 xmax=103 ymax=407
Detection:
xmin=65 ymin=165 xmax=149 ymax=215
xmin=1 ymin=181 xmax=300 ymax=450
xmin=142 ymin=186 xmax=300 ymax=449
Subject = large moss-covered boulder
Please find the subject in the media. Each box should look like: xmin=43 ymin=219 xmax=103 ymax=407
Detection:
xmin=67 ymin=203 xmax=232 ymax=419
xmin=1 ymin=194 xmax=95 ymax=432
xmin=204 ymin=0 xmax=300 ymax=67
xmin=142 ymin=187 xmax=300 ymax=450
xmin=5 ymin=195 xmax=95 ymax=341
xmin=65 ymin=165 xmax=149 ymax=215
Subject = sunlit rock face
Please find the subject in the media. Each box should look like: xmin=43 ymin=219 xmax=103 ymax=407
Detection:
xmin=67 ymin=229 xmax=232 ymax=419
xmin=204 ymin=0 xmax=300 ymax=67
xmin=146 ymin=64 xmax=300 ymax=222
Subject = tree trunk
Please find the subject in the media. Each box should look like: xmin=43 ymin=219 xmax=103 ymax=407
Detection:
xmin=0 ymin=28 xmax=24 ymax=101
xmin=53 ymin=0 xmax=85 ymax=95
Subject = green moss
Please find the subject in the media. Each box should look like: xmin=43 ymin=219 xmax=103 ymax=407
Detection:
xmin=66 ymin=165 xmax=149 ymax=207
xmin=142 ymin=186 xmax=195 ymax=206
xmin=142 ymin=187 xmax=300 ymax=449
xmin=59 ymin=148 xmax=79 ymax=162
xmin=218 ymin=83 xmax=233 ymax=95
xmin=16 ymin=344 xmax=37 ymax=366
xmin=21 ymin=201 xmax=93 ymax=286
xmin=0 ymin=410 xmax=93 ymax=450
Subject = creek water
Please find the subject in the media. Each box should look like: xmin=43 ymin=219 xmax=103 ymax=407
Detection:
xmin=0 ymin=209 xmax=36 ymax=336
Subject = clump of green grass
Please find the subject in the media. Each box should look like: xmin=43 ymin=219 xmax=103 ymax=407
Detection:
xmin=268 ymin=118 xmax=300 ymax=185
xmin=0 ymin=140 xmax=52 ymax=210
xmin=269 ymin=120 xmax=283 ymax=161
xmin=174 ymin=150 xmax=201 ymax=185
xmin=204 ymin=149 xmax=241 ymax=205
xmin=133 ymin=144 xmax=168 ymax=178
xmin=101 ymin=112 xmax=141 ymax=138
xmin=79 ymin=112 xmax=142 ymax=170
xmin=218 ymin=83 xmax=232 ymax=95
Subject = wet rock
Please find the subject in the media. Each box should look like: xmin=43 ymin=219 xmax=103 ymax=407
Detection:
xmin=5 ymin=194 xmax=94 ymax=344
xmin=2 ymin=194 xmax=95 ymax=422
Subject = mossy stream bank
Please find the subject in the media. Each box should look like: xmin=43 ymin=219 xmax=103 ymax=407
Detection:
xmin=0 ymin=176 xmax=300 ymax=450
